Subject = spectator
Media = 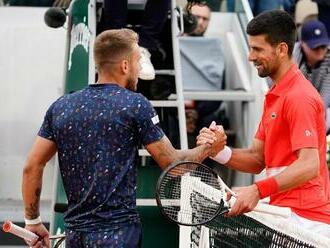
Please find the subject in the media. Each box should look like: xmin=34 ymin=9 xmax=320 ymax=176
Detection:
xmin=186 ymin=2 xmax=211 ymax=36
xmin=282 ymin=0 xmax=296 ymax=16
xmin=293 ymin=19 xmax=330 ymax=132
xmin=98 ymin=0 xmax=170 ymax=81
xmin=7 ymin=0 xmax=52 ymax=6
xmin=21 ymin=29 xmax=226 ymax=248
xmin=202 ymin=0 xmax=235 ymax=12
xmin=312 ymin=0 xmax=330 ymax=35
xmin=295 ymin=0 xmax=318 ymax=27
xmin=183 ymin=2 xmax=228 ymax=148
xmin=248 ymin=0 xmax=281 ymax=16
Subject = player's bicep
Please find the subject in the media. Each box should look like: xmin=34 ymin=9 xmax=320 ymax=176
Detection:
xmin=248 ymin=138 xmax=265 ymax=168
xmin=296 ymin=148 xmax=319 ymax=172
xmin=145 ymin=136 xmax=178 ymax=170
xmin=251 ymin=138 xmax=264 ymax=159
xmin=275 ymin=148 xmax=319 ymax=192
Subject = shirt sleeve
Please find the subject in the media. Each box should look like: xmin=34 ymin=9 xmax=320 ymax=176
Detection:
xmin=134 ymin=94 xmax=165 ymax=145
xmin=255 ymin=103 xmax=266 ymax=141
xmin=255 ymin=120 xmax=265 ymax=141
xmin=38 ymin=103 xmax=56 ymax=141
xmin=285 ymin=96 xmax=319 ymax=151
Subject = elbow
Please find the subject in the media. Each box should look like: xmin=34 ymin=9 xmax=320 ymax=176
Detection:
xmin=255 ymin=166 xmax=265 ymax=174
xmin=253 ymin=164 xmax=265 ymax=174
xmin=23 ymin=160 xmax=34 ymax=179
xmin=23 ymin=157 xmax=43 ymax=179
xmin=253 ymin=159 xmax=265 ymax=174
xmin=158 ymin=153 xmax=180 ymax=171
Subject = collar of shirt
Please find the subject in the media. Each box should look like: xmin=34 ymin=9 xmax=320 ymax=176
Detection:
xmin=267 ymin=64 xmax=300 ymax=97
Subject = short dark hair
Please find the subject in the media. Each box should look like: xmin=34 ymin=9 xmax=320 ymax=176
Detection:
xmin=246 ymin=10 xmax=296 ymax=57
xmin=185 ymin=1 xmax=211 ymax=12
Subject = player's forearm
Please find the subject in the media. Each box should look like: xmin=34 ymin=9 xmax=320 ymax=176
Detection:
xmin=147 ymin=136 xmax=214 ymax=170
xmin=275 ymin=151 xmax=319 ymax=192
xmin=227 ymin=148 xmax=265 ymax=174
xmin=255 ymin=149 xmax=319 ymax=199
xmin=22 ymin=163 xmax=43 ymax=220
xmin=176 ymin=144 xmax=211 ymax=163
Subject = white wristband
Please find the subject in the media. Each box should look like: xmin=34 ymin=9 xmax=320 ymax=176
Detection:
xmin=24 ymin=216 xmax=42 ymax=225
xmin=210 ymin=145 xmax=232 ymax=165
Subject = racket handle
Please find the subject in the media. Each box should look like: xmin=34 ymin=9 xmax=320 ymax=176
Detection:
xmin=228 ymin=198 xmax=291 ymax=218
xmin=2 ymin=220 xmax=39 ymax=242
xmin=254 ymin=203 xmax=291 ymax=218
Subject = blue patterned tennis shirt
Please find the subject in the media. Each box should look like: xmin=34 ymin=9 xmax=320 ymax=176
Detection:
xmin=38 ymin=83 xmax=164 ymax=231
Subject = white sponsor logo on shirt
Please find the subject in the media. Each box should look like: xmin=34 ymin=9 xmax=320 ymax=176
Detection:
xmin=151 ymin=115 xmax=160 ymax=125
xmin=305 ymin=130 xmax=312 ymax=137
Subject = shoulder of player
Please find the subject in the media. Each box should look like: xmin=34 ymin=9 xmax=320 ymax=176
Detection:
xmin=290 ymin=72 xmax=320 ymax=96
xmin=129 ymin=91 xmax=152 ymax=105
xmin=284 ymin=87 xmax=322 ymax=111
xmin=46 ymin=87 xmax=89 ymax=113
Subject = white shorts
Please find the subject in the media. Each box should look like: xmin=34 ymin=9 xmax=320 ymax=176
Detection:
xmin=290 ymin=212 xmax=330 ymax=238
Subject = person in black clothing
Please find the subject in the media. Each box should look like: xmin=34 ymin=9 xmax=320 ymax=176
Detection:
xmin=98 ymin=0 xmax=170 ymax=81
xmin=313 ymin=0 xmax=330 ymax=35
xmin=184 ymin=2 xmax=228 ymax=148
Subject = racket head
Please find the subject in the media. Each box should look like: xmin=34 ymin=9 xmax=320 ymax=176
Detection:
xmin=156 ymin=161 xmax=229 ymax=226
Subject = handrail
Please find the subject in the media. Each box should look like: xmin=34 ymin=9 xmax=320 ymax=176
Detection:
xmin=169 ymin=90 xmax=255 ymax=102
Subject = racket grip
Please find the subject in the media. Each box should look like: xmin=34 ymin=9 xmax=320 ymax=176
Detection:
xmin=2 ymin=220 xmax=39 ymax=242
xmin=254 ymin=203 xmax=291 ymax=218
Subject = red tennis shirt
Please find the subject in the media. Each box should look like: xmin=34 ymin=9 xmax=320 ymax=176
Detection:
xmin=255 ymin=64 xmax=330 ymax=224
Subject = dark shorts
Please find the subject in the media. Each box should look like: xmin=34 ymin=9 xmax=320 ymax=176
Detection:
xmin=65 ymin=223 xmax=142 ymax=248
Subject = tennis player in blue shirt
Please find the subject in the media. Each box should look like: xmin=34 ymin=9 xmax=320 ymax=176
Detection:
xmin=21 ymin=29 xmax=227 ymax=248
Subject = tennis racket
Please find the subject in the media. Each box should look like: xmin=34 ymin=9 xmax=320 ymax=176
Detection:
xmin=2 ymin=220 xmax=65 ymax=248
xmin=155 ymin=161 xmax=291 ymax=226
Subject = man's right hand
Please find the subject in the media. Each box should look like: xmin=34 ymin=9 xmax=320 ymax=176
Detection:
xmin=24 ymin=223 xmax=50 ymax=248
xmin=197 ymin=121 xmax=227 ymax=156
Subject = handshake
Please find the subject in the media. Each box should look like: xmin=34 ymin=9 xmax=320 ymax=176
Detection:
xmin=196 ymin=121 xmax=231 ymax=163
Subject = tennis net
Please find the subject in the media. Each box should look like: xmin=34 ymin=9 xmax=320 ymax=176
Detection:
xmin=179 ymin=177 xmax=330 ymax=248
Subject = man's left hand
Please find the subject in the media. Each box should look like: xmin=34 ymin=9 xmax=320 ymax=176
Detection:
xmin=226 ymin=184 xmax=260 ymax=217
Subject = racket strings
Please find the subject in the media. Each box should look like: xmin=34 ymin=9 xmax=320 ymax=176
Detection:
xmin=190 ymin=192 xmax=222 ymax=223
xmin=158 ymin=162 xmax=228 ymax=225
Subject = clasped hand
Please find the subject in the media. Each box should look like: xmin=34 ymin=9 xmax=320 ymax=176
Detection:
xmin=196 ymin=121 xmax=227 ymax=157
xmin=196 ymin=121 xmax=260 ymax=216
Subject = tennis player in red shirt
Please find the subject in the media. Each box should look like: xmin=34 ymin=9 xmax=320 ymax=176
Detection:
xmin=197 ymin=10 xmax=330 ymax=237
